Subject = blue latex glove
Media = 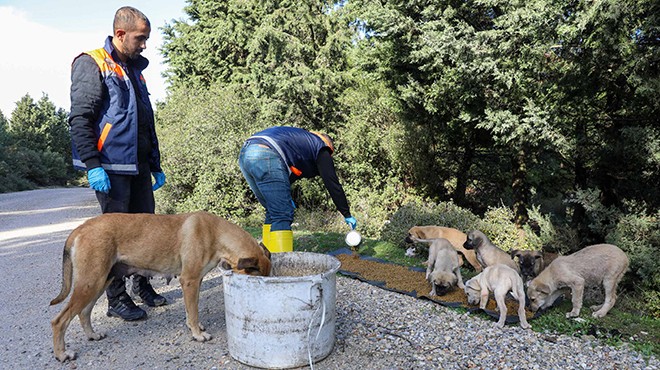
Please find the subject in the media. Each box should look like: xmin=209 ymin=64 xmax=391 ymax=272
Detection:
xmin=152 ymin=172 xmax=166 ymax=191
xmin=344 ymin=216 xmax=357 ymax=230
xmin=291 ymin=199 xmax=296 ymax=209
xmin=87 ymin=167 xmax=110 ymax=193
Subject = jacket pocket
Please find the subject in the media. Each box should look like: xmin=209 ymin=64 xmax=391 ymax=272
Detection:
xmin=107 ymin=76 xmax=130 ymax=109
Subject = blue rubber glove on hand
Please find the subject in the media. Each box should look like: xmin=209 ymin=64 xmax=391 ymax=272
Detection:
xmin=87 ymin=167 xmax=110 ymax=194
xmin=152 ymin=172 xmax=166 ymax=191
xmin=344 ymin=216 xmax=357 ymax=230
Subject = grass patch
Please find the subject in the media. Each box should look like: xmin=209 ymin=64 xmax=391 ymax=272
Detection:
xmin=531 ymin=299 xmax=659 ymax=357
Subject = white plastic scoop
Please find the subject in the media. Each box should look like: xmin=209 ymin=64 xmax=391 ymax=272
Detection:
xmin=345 ymin=230 xmax=362 ymax=247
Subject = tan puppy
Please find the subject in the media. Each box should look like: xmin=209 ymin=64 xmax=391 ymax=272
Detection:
xmin=405 ymin=225 xmax=481 ymax=271
xmin=527 ymin=244 xmax=628 ymax=319
xmin=463 ymin=230 xmax=519 ymax=272
xmin=464 ymin=264 xmax=531 ymax=329
xmin=510 ymin=249 xmax=559 ymax=284
xmin=420 ymin=238 xmax=464 ymax=296
xmin=50 ymin=211 xmax=272 ymax=362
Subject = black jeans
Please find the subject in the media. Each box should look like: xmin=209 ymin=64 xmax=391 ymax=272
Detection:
xmin=96 ymin=162 xmax=155 ymax=298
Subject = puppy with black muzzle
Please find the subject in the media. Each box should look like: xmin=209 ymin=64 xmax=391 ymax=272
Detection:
xmin=510 ymin=249 xmax=559 ymax=285
xmin=463 ymin=230 xmax=519 ymax=272
xmin=49 ymin=211 xmax=272 ymax=362
xmin=527 ymin=243 xmax=629 ymax=318
xmin=464 ymin=264 xmax=531 ymax=329
xmin=420 ymin=238 xmax=465 ymax=296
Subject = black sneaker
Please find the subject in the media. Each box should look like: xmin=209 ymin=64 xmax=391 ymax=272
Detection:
xmin=132 ymin=277 xmax=167 ymax=307
xmin=107 ymin=292 xmax=147 ymax=321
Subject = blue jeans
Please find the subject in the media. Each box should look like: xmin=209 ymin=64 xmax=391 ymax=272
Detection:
xmin=238 ymin=142 xmax=294 ymax=231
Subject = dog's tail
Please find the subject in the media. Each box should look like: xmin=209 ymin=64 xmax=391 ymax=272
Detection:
xmin=510 ymin=275 xmax=526 ymax=304
xmin=50 ymin=236 xmax=74 ymax=306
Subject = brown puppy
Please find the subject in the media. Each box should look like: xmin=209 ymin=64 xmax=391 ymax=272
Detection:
xmin=405 ymin=225 xmax=481 ymax=271
xmin=510 ymin=250 xmax=559 ymax=284
xmin=463 ymin=230 xmax=519 ymax=272
xmin=50 ymin=211 xmax=272 ymax=362
xmin=464 ymin=264 xmax=531 ymax=329
xmin=527 ymin=244 xmax=628 ymax=319
xmin=421 ymin=238 xmax=464 ymax=296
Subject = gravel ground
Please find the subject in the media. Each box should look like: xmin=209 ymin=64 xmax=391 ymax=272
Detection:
xmin=0 ymin=187 xmax=658 ymax=370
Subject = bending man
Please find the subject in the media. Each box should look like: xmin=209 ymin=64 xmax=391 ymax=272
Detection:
xmin=239 ymin=126 xmax=357 ymax=252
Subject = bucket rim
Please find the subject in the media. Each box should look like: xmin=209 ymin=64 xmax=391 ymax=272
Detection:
xmin=222 ymin=251 xmax=341 ymax=283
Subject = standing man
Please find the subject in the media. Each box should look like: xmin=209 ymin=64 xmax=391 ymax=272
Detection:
xmin=69 ymin=6 xmax=167 ymax=321
xmin=238 ymin=126 xmax=358 ymax=252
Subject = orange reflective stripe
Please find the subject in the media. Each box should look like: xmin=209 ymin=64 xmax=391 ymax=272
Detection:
xmin=290 ymin=166 xmax=302 ymax=176
xmin=311 ymin=131 xmax=335 ymax=154
xmin=85 ymin=48 xmax=127 ymax=79
xmin=97 ymin=123 xmax=112 ymax=151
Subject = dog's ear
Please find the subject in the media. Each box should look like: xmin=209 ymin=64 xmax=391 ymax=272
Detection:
xmin=259 ymin=242 xmax=272 ymax=260
xmin=537 ymin=283 xmax=551 ymax=295
xmin=466 ymin=278 xmax=480 ymax=291
xmin=220 ymin=260 xmax=232 ymax=270
xmin=473 ymin=232 xmax=483 ymax=246
xmin=511 ymin=249 xmax=521 ymax=259
xmin=236 ymin=257 xmax=264 ymax=275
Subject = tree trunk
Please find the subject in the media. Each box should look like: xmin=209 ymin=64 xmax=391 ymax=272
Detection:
xmin=453 ymin=141 xmax=474 ymax=207
xmin=571 ymin=119 xmax=588 ymax=242
xmin=511 ymin=147 xmax=530 ymax=228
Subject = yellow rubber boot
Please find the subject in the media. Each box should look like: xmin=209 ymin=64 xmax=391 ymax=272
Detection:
xmin=261 ymin=224 xmax=272 ymax=249
xmin=269 ymin=230 xmax=293 ymax=253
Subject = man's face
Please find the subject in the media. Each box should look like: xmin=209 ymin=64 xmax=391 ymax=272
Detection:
xmin=116 ymin=20 xmax=150 ymax=60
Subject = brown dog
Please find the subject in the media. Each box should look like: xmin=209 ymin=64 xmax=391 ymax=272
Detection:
xmin=50 ymin=211 xmax=272 ymax=362
xmin=527 ymin=244 xmax=628 ymax=319
xmin=510 ymin=250 xmax=559 ymax=284
xmin=405 ymin=226 xmax=481 ymax=271
xmin=463 ymin=230 xmax=519 ymax=272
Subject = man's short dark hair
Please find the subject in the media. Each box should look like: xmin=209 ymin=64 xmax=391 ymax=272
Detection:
xmin=113 ymin=6 xmax=150 ymax=32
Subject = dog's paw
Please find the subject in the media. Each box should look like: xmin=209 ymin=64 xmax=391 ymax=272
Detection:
xmin=592 ymin=311 xmax=607 ymax=318
xmin=566 ymin=311 xmax=580 ymax=318
xmin=87 ymin=331 xmax=107 ymax=341
xmin=55 ymin=349 xmax=76 ymax=362
xmin=496 ymin=321 xmax=506 ymax=328
xmin=193 ymin=332 xmax=213 ymax=342
xmin=520 ymin=322 xmax=531 ymax=329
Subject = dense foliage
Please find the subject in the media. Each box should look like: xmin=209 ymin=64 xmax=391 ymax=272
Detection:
xmin=155 ymin=0 xmax=658 ymax=303
xmin=0 ymin=94 xmax=73 ymax=193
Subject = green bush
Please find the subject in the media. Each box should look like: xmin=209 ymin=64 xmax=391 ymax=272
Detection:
xmin=606 ymin=207 xmax=660 ymax=294
xmin=380 ymin=199 xmax=480 ymax=248
xmin=380 ymin=201 xmax=557 ymax=253
xmin=477 ymin=206 xmax=543 ymax=252
xmin=154 ymin=84 xmax=265 ymax=221
xmin=40 ymin=150 xmax=69 ymax=185
xmin=643 ymin=290 xmax=660 ymax=319
xmin=0 ymin=159 xmax=32 ymax=192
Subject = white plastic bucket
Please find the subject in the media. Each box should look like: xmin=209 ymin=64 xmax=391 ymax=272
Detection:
xmin=222 ymin=252 xmax=341 ymax=369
